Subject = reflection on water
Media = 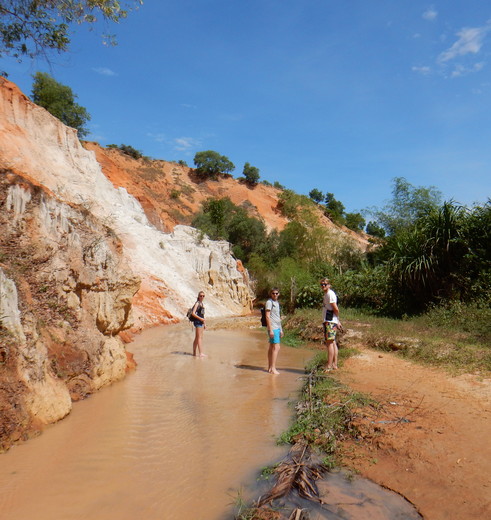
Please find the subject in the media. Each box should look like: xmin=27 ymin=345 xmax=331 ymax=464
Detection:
xmin=0 ymin=323 xmax=421 ymax=519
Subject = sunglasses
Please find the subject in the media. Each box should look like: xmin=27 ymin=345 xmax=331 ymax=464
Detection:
xmin=320 ymin=283 xmax=329 ymax=286
xmin=272 ymin=292 xmax=279 ymax=295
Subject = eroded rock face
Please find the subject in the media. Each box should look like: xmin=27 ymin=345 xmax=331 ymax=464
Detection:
xmin=0 ymin=77 xmax=254 ymax=450
xmin=0 ymin=78 xmax=254 ymax=329
xmin=0 ymin=174 xmax=140 ymax=450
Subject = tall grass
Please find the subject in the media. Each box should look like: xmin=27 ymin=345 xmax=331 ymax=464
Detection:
xmin=283 ymin=306 xmax=491 ymax=375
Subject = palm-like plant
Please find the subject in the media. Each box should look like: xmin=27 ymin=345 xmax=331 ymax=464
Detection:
xmin=385 ymin=202 xmax=468 ymax=310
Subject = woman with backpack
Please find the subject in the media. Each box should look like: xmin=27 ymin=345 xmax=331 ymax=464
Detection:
xmin=190 ymin=291 xmax=207 ymax=357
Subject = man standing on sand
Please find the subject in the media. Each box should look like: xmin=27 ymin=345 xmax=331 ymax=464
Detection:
xmin=320 ymin=278 xmax=342 ymax=371
xmin=265 ymin=287 xmax=283 ymax=374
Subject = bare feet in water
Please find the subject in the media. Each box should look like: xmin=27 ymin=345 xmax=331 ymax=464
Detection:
xmin=268 ymin=368 xmax=280 ymax=375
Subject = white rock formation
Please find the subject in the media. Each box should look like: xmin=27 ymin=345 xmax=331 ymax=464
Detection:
xmin=0 ymin=268 xmax=26 ymax=343
xmin=0 ymin=79 xmax=253 ymax=328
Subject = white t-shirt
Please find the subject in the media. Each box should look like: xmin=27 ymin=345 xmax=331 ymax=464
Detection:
xmin=322 ymin=289 xmax=338 ymax=324
xmin=265 ymin=299 xmax=282 ymax=330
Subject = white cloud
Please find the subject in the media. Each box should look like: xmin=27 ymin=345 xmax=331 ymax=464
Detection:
xmin=147 ymin=133 xmax=202 ymax=152
xmin=450 ymin=62 xmax=485 ymax=77
xmin=180 ymin=103 xmax=197 ymax=109
xmin=148 ymin=133 xmax=167 ymax=143
xmin=173 ymin=137 xmax=201 ymax=151
xmin=438 ymin=24 xmax=491 ymax=63
xmin=412 ymin=65 xmax=431 ymax=75
xmin=93 ymin=67 xmax=116 ymax=77
xmin=422 ymin=8 xmax=438 ymax=21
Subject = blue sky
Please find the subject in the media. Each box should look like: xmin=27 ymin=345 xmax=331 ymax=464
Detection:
xmin=3 ymin=0 xmax=491 ymax=215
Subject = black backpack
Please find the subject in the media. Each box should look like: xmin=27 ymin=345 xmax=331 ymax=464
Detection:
xmin=260 ymin=306 xmax=267 ymax=327
xmin=186 ymin=301 xmax=200 ymax=322
xmin=260 ymin=300 xmax=279 ymax=327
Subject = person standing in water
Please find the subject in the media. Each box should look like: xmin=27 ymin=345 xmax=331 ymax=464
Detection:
xmin=191 ymin=291 xmax=207 ymax=357
xmin=320 ymin=278 xmax=342 ymax=371
xmin=265 ymin=287 xmax=283 ymax=374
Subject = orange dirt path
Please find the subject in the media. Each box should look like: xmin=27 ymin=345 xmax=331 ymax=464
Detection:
xmin=335 ymin=347 xmax=491 ymax=520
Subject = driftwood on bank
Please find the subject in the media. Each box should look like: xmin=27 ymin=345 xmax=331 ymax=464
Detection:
xmin=256 ymin=441 xmax=327 ymax=508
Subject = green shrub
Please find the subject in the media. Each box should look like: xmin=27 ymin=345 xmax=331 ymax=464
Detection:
xmin=296 ymin=284 xmax=322 ymax=308
xmin=421 ymin=301 xmax=491 ymax=343
xmin=107 ymin=143 xmax=143 ymax=160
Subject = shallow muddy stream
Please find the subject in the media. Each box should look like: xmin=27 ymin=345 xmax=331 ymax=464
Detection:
xmin=0 ymin=323 xmax=421 ymax=519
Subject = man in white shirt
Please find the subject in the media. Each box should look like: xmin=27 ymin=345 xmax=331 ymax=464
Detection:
xmin=320 ymin=278 xmax=342 ymax=371
xmin=265 ymin=287 xmax=283 ymax=374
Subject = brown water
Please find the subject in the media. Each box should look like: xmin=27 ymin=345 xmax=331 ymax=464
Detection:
xmin=0 ymin=324 xmax=421 ymax=519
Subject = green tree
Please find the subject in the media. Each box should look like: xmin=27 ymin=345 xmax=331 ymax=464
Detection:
xmin=308 ymin=188 xmax=324 ymax=203
xmin=384 ymin=201 xmax=470 ymax=310
xmin=324 ymin=192 xmax=345 ymax=225
xmin=366 ymin=220 xmax=386 ymax=238
xmin=0 ymin=1 xmax=141 ymax=64
xmin=191 ymin=197 xmax=268 ymax=263
xmin=228 ymin=212 xmax=267 ymax=261
xmin=373 ymin=177 xmax=442 ymax=235
xmin=242 ymin=162 xmax=260 ymax=186
xmin=199 ymin=197 xmax=235 ymax=238
xmin=31 ymin=72 xmax=91 ymax=137
xmin=193 ymin=150 xmax=235 ymax=180
xmin=345 ymin=212 xmax=366 ymax=232
xmin=277 ymin=190 xmax=312 ymax=219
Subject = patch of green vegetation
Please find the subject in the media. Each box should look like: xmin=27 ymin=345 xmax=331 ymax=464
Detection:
xmin=286 ymin=306 xmax=491 ymax=375
xmin=281 ymin=329 xmax=304 ymax=348
xmin=230 ymin=487 xmax=271 ymax=520
xmin=276 ymin=352 xmax=375 ymax=464
xmin=258 ymin=463 xmax=279 ymax=480
xmin=108 ymin=144 xmax=143 ymax=160
xmin=179 ymin=183 xmax=196 ymax=198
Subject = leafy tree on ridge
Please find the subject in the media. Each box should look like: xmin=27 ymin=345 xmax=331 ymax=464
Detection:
xmin=193 ymin=150 xmax=235 ymax=180
xmin=366 ymin=220 xmax=386 ymax=238
xmin=308 ymin=188 xmax=324 ymax=203
xmin=31 ymin=71 xmax=91 ymax=137
xmin=242 ymin=162 xmax=260 ymax=186
xmin=345 ymin=212 xmax=366 ymax=232
xmin=324 ymin=192 xmax=345 ymax=225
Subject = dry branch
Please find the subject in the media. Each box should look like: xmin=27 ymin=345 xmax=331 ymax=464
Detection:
xmin=256 ymin=441 xmax=327 ymax=508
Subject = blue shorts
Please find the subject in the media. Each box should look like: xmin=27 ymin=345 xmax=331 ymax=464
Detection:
xmin=268 ymin=328 xmax=281 ymax=344
xmin=194 ymin=321 xmax=204 ymax=328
